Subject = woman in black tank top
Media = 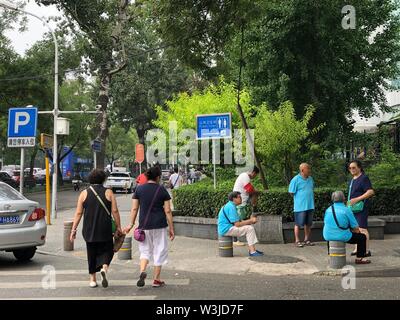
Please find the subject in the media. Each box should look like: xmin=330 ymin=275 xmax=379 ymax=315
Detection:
xmin=70 ymin=169 xmax=122 ymax=288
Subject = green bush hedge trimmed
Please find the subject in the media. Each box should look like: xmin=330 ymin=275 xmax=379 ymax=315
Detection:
xmin=173 ymin=180 xmax=400 ymax=221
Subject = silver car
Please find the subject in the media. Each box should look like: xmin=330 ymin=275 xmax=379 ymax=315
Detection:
xmin=0 ymin=182 xmax=47 ymax=261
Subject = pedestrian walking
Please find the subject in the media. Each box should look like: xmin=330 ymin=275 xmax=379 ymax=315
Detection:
xmin=347 ymin=160 xmax=374 ymax=256
xmin=168 ymin=167 xmax=183 ymax=190
xmin=70 ymin=169 xmax=123 ymax=288
xmin=323 ymin=191 xmax=371 ymax=264
xmin=232 ymin=166 xmax=260 ymax=246
xmin=123 ymin=166 xmax=175 ymax=288
xmin=288 ymin=163 xmax=315 ymax=247
xmin=217 ymin=192 xmax=263 ymax=256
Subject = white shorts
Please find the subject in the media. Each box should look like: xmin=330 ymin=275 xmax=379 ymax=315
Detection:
xmin=138 ymin=227 xmax=169 ymax=266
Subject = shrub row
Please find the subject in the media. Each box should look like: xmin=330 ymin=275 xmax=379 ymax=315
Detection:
xmin=173 ymin=181 xmax=400 ymax=222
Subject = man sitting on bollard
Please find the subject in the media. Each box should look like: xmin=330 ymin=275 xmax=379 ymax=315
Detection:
xmin=323 ymin=191 xmax=371 ymax=264
xmin=217 ymin=191 xmax=263 ymax=257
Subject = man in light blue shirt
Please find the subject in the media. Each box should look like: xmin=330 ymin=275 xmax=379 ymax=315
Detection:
xmin=217 ymin=192 xmax=263 ymax=257
xmin=288 ymin=163 xmax=315 ymax=247
xmin=323 ymin=191 xmax=370 ymax=264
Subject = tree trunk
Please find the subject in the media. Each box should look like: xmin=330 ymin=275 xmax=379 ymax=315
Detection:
xmin=95 ymin=72 xmax=111 ymax=170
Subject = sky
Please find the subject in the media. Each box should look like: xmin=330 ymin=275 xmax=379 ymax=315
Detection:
xmin=3 ymin=0 xmax=61 ymax=56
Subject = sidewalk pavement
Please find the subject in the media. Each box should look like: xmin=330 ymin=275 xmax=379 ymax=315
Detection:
xmin=39 ymin=207 xmax=400 ymax=277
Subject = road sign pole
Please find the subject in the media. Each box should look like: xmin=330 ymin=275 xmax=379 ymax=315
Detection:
xmin=19 ymin=148 xmax=24 ymax=194
xmin=45 ymin=152 xmax=51 ymax=225
xmin=212 ymin=139 xmax=216 ymax=190
xmin=94 ymin=151 xmax=97 ymax=169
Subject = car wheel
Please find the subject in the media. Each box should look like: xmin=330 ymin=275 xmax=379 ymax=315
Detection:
xmin=13 ymin=247 xmax=37 ymax=261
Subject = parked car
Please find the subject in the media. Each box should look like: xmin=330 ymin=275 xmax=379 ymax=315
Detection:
xmin=0 ymin=182 xmax=47 ymax=261
xmin=11 ymin=171 xmax=36 ymax=188
xmin=33 ymin=169 xmax=47 ymax=186
xmin=0 ymin=171 xmax=18 ymax=189
xmin=104 ymin=172 xmax=135 ymax=193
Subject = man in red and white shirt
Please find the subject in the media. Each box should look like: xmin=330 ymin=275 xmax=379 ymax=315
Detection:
xmin=232 ymin=166 xmax=260 ymax=245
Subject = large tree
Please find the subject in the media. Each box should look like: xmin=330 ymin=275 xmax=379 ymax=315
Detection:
xmin=37 ymin=0 xmax=131 ymax=169
xmin=109 ymin=7 xmax=199 ymax=146
xmin=153 ymin=0 xmax=400 ymax=148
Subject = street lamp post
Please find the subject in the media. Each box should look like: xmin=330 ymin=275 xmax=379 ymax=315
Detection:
xmin=0 ymin=0 xmax=59 ymax=219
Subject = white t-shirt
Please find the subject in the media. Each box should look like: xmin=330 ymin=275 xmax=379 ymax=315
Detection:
xmin=169 ymin=173 xmax=182 ymax=189
xmin=233 ymin=172 xmax=251 ymax=204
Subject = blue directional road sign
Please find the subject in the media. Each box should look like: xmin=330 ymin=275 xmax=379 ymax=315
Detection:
xmin=7 ymin=107 xmax=38 ymax=147
xmin=91 ymin=140 xmax=102 ymax=153
xmin=196 ymin=113 xmax=232 ymax=140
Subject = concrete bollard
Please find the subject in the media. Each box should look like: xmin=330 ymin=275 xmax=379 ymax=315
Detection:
xmin=118 ymin=237 xmax=132 ymax=260
xmin=329 ymin=241 xmax=346 ymax=269
xmin=63 ymin=221 xmax=74 ymax=251
xmin=218 ymin=236 xmax=233 ymax=257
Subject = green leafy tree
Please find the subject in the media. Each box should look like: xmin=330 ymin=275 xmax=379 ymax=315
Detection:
xmin=154 ymin=0 xmax=400 ymax=149
xmin=153 ymin=80 xmax=253 ymax=132
xmin=254 ymin=101 xmax=323 ymax=184
xmin=109 ymin=8 xmax=199 ymax=146
xmin=105 ymin=124 xmax=138 ymax=170
xmin=37 ymin=0 xmax=131 ymax=169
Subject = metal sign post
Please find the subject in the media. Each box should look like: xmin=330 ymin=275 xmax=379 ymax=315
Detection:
xmin=196 ymin=113 xmax=232 ymax=190
xmin=41 ymin=133 xmax=53 ymax=225
xmin=19 ymin=148 xmax=24 ymax=194
xmin=212 ymin=140 xmax=216 ymax=189
xmin=91 ymin=140 xmax=101 ymax=169
xmin=135 ymin=143 xmax=145 ymax=175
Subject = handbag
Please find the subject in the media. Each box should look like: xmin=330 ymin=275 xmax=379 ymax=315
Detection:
xmin=89 ymin=186 xmax=124 ymax=252
xmin=134 ymin=185 xmax=162 ymax=242
xmin=347 ymin=179 xmax=364 ymax=213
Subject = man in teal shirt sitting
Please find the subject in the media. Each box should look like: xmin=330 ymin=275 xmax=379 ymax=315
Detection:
xmin=323 ymin=191 xmax=371 ymax=264
xmin=218 ymin=192 xmax=263 ymax=256
xmin=288 ymin=163 xmax=315 ymax=247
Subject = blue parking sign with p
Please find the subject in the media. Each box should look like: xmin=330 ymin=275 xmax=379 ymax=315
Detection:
xmin=7 ymin=107 xmax=38 ymax=147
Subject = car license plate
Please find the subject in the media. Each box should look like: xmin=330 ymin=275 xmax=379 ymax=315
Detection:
xmin=0 ymin=216 xmax=20 ymax=225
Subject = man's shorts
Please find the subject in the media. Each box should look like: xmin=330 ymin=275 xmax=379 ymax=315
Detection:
xmin=294 ymin=210 xmax=314 ymax=227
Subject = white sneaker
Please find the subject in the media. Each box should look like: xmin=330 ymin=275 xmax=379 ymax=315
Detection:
xmin=89 ymin=281 xmax=98 ymax=288
xmin=100 ymin=268 xmax=108 ymax=288
xmin=233 ymin=241 xmax=246 ymax=246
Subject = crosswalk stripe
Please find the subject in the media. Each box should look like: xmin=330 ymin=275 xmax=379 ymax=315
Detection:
xmin=0 ymin=269 xmax=137 ymax=276
xmin=0 ymin=279 xmax=190 ymax=289
xmin=2 ymin=296 xmax=157 ymax=300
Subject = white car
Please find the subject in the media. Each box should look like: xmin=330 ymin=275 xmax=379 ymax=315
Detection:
xmin=104 ymin=172 xmax=135 ymax=193
xmin=0 ymin=182 xmax=47 ymax=261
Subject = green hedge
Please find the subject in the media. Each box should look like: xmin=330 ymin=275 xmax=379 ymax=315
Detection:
xmin=173 ymin=181 xmax=400 ymax=221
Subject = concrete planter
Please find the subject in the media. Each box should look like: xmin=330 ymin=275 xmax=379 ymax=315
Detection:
xmin=173 ymin=214 xmax=284 ymax=244
xmin=173 ymin=211 xmax=398 ymax=244
xmin=371 ymin=215 xmax=400 ymax=234
xmin=282 ymin=217 xmax=386 ymax=243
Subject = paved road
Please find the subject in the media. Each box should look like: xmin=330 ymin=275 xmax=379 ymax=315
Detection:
xmin=26 ymin=189 xmax=133 ymax=213
xmin=9 ymin=189 xmax=399 ymax=300
xmin=0 ymin=250 xmax=400 ymax=300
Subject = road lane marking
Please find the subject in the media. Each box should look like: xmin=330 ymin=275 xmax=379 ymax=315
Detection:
xmin=2 ymin=296 xmax=157 ymax=300
xmin=0 ymin=269 xmax=139 ymax=276
xmin=0 ymin=279 xmax=190 ymax=289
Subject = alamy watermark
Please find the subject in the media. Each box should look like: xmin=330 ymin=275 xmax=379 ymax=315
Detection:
xmin=342 ymin=5 xmax=356 ymax=29
xmin=41 ymin=265 xmax=56 ymax=290
xmin=145 ymin=121 xmax=256 ymax=174
xmin=341 ymin=265 xmax=356 ymax=290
